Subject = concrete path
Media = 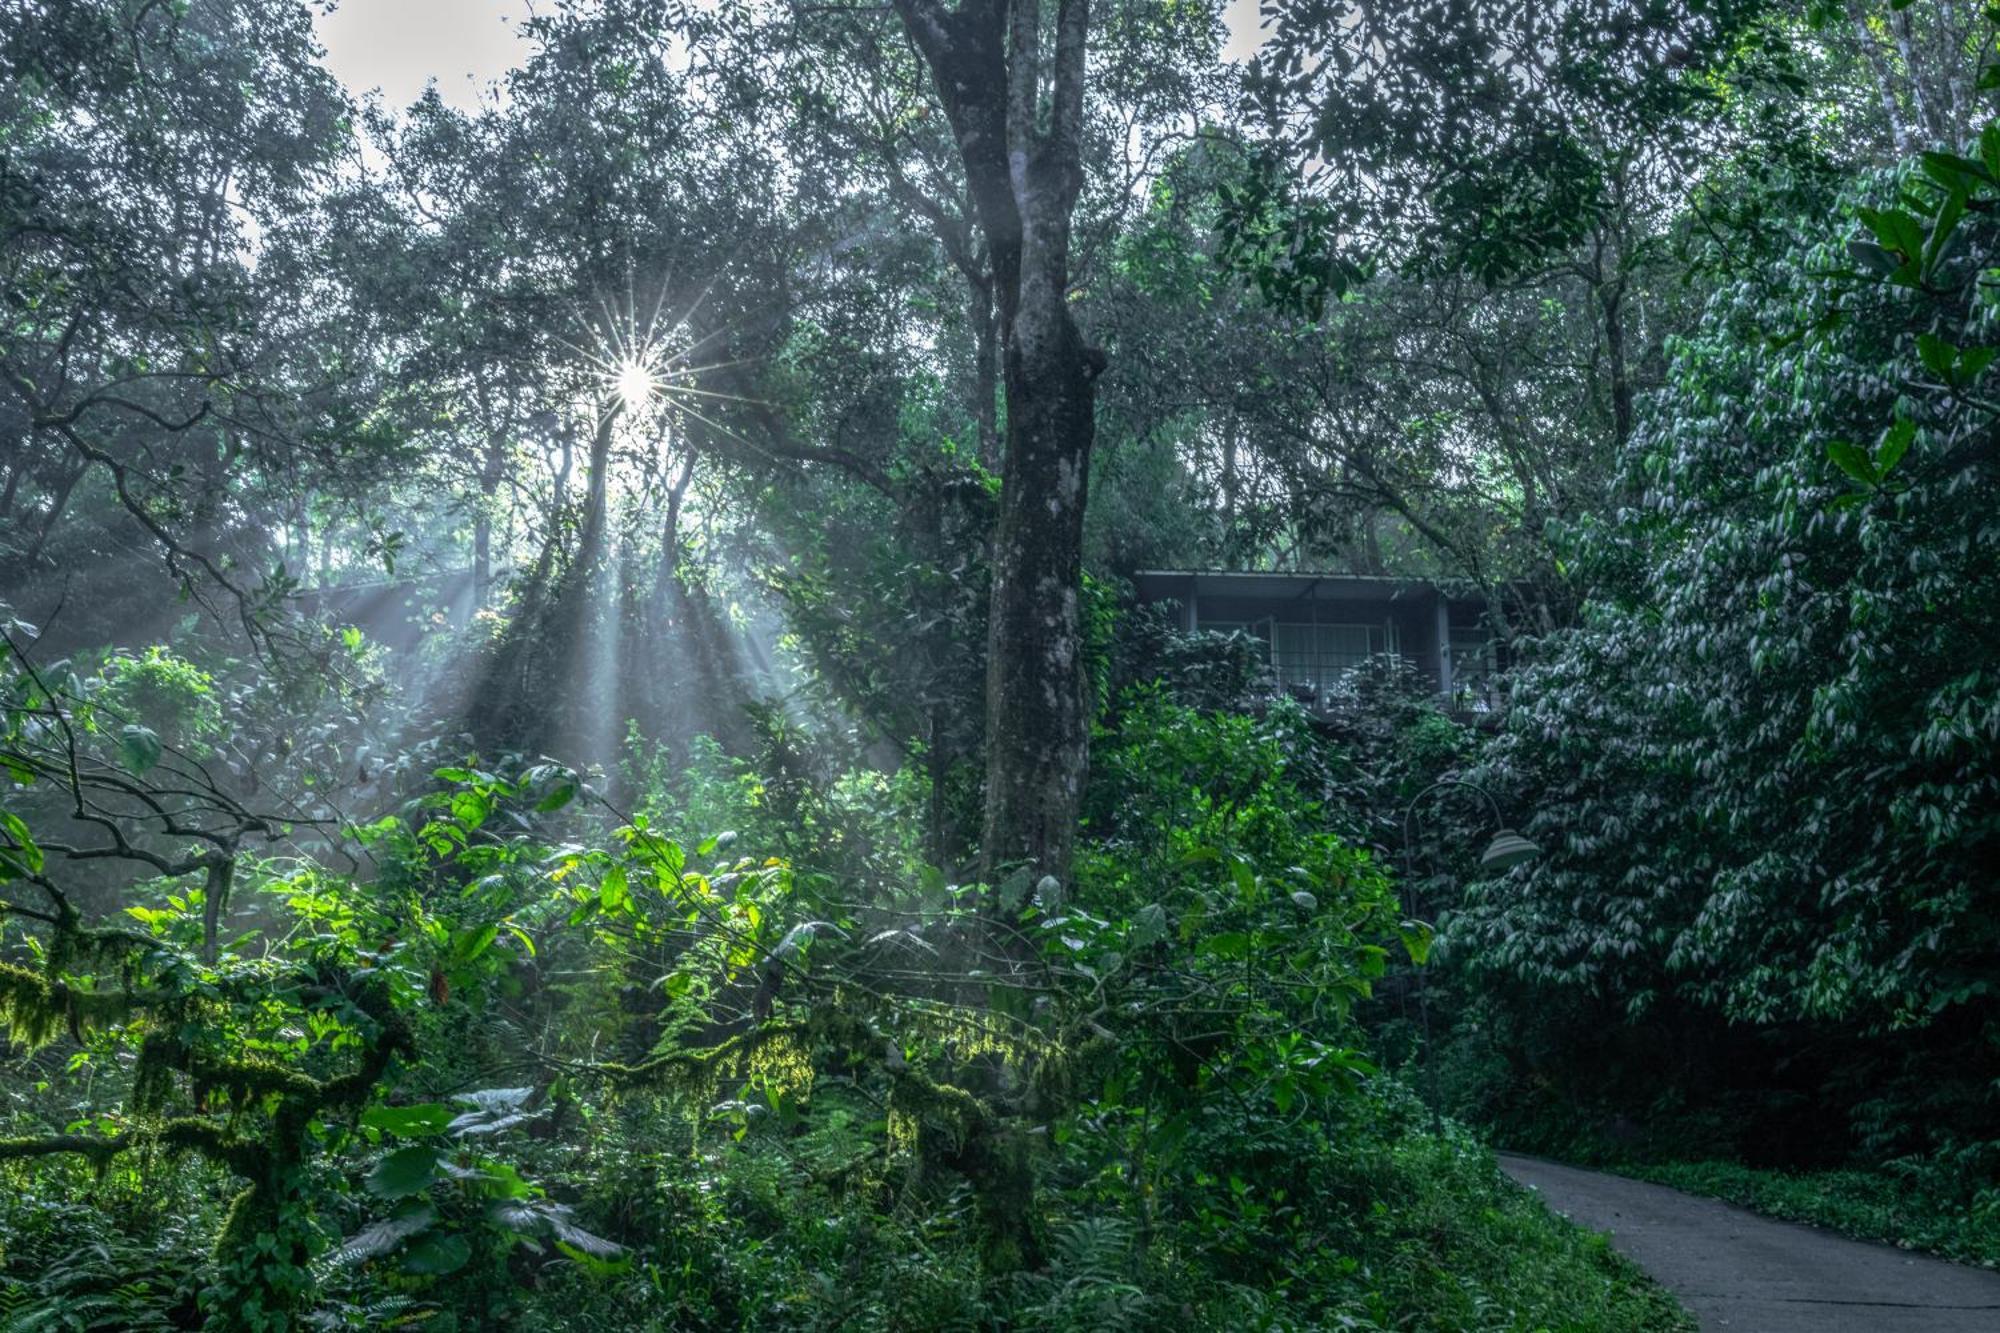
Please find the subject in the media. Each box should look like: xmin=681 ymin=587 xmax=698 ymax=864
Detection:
xmin=1499 ymin=1153 xmax=2000 ymax=1331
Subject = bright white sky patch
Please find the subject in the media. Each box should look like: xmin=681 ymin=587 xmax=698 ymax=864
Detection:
xmin=1222 ymin=0 xmax=1266 ymax=62
xmin=315 ymin=0 xmax=1269 ymax=113
xmin=315 ymin=0 xmax=534 ymax=110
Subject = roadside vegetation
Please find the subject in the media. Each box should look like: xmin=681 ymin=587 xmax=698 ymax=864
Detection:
xmin=1618 ymin=1161 xmax=2000 ymax=1270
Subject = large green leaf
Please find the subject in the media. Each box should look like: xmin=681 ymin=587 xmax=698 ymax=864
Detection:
xmin=327 ymin=1206 xmax=436 ymax=1266
xmin=448 ymin=1087 xmax=538 ymax=1137
xmin=367 ymin=1146 xmax=441 ymax=1199
xmin=399 ymin=1230 xmax=471 ymax=1276
xmin=1825 ymin=439 xmax=1877 ymax=487
xmin=360 ymin=1104 xmax=455 ymax=1139
xmin=1130 ymin=903 xmax=1168 ymax=949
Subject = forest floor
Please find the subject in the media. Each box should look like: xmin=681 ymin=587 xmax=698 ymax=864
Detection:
xmin=1499 ymin=1154 xmax=2000 ymax=1331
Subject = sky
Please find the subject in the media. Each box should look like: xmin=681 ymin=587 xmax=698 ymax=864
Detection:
xmin=314 ymin=0 xmax=1269 ymax=110
xmin=314 ymin=0 xmax=535 ymax=109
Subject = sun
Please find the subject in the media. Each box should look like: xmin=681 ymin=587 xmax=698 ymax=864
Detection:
xmin=614 ymin=358 xmax=658 ymax=407
xmin=565 ymin=273 xmax=765 ymax=452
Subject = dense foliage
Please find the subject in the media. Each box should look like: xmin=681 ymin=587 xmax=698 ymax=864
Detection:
xmin=1427 ymin=21 xmax=2000 ymax=1228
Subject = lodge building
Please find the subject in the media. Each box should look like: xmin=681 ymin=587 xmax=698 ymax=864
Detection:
xmin=1132 ymin=569 xmax=1503 ymax=712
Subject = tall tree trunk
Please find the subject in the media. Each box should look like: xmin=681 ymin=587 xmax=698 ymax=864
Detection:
xmin=25 ymin=462 xmax=86 ymax=567
xmin=652 ymin=451 xmax=696 ymax=603
xmin=972 ymin=270 xmax=1001 ymax=469
xmin=983 ymin=240 xmax=1095 ymax=889
xmin=473 ymin=512 xmax=493 ymax=609
xmin=473 ymin=439 xmax=509 ymax=609
xmin=1221 ymin=414 xmax=1240 ymax=533
xmin=1599 ymin=276 xmax=1632 ymax=446
xmin=1850 ymin=2 xmax=1915 ymax=157
xmin=1891 ymin=8 xmax=1943 ymax=144
xmin=0 ymin=452 xmax=23 ymax=520
xmin=576 ymin=403 xmax=619 ymax=571
xmin=895 ymin=0 xmax=1098 ymax=895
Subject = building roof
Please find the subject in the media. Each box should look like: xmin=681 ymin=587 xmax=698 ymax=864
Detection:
xmin=1131 ymin=569 xmax=1480 ymax=604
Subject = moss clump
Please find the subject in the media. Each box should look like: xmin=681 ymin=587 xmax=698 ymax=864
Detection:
xmin=0 ymin=961 xmax=59 ymax=1050
xmin=601 ymin=1019 xmax=812 ymax=1098
xmin=213 ymin=1184 xmax=264 ymax=1257
xmin=888 ymin=1069 xmax=988 ymax=1153
xmin=133 ymin=1030 xmax=185 ymax=1114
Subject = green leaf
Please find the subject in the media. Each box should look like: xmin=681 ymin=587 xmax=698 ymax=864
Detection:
xmin=117 ymin=724 xmax=162 ymax=774
xmin=463 ymin=1158 xmax=534 ymax=1199
xmin=1917 ymin=332 xmax=1956 ymax=378
xmin=1202 ymin=931 xmax=1254 ymax=960
xmin=546 ymin=1205 xmax=624 ymax=1258
xmin=360 ymin=1104 xmax=455 ymax=1139
xmin=399 ymin=1230 xmax=471 ymax=1275
xmin=451 ymin=923 xmax=499 ymax=965
xmin=1925 ymin=189 xmax=1968 ymax=274
xmin=996 ymin=866 xmax=1034 ymax=913
xmin=1847 ymin=240 xmax=1900 ymax=277
xmin=328 ymin=1206 xmax=436 ymax=1266
xmin=598 ymin=865 xmax=630 ymax=913
xmin=367 ymin=1145 xmax=441 ymax=1198
xmin=450 ymin=788 xmax=491 ymax=830
xmin=1877 ymin=417 xmax=1916 ymax=478
xmin=1826 ymin=439 xmax=1877 ymax=487
xmin=535 ymin=778 xmax=577 ymax=812
xmin=449 ymin=1086 xmax=537 ymax=1137
xmin=555 ymin=1238 xmax=633 ymax=1276
xmin=1856 ymin=205 xmax=1923 ymax=260
xmin=1130 ymin=903 xmax=1168 ymax=949
xmin=1920 ymin=152 xmax=1990 ymax=192
xmin=0 ymin=810 xmax=43 ymax=875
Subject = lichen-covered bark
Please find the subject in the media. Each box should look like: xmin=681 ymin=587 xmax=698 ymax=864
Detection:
xmin=980 ymin=292 xmax=1093 ymax=887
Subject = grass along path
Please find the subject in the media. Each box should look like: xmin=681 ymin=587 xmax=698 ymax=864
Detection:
xmin=1614 ymin=1160 xmax=2000 ymax=1270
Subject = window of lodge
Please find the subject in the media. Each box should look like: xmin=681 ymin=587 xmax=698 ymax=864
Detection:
xmin=1271 ymin=622 xmax=1390 ymax=691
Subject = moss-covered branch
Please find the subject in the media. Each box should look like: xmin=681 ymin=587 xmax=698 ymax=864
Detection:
xmin=0 ymin=1131 xmax=135 ymax=1168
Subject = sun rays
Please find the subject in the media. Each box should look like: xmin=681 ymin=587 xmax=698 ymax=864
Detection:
xmin=434 ymin=263 xmax=799 ymax=778
xmin=555 ymin=266 xmax=787 ymax=493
